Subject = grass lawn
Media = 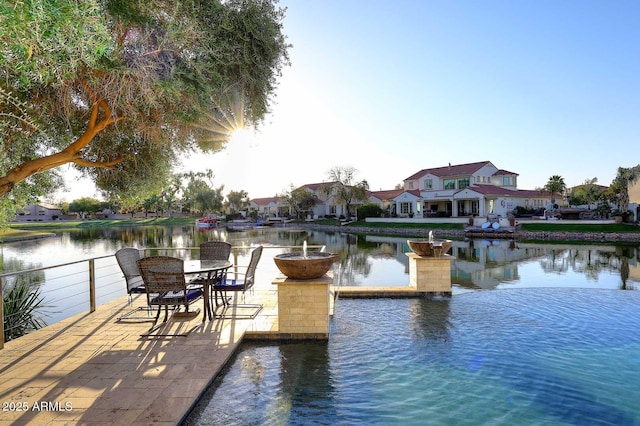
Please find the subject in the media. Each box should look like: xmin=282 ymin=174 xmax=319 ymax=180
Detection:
xmin=7 ymin=217 xmax=195 ymax=230
xmin=1 ymin=217 xmax=195 ymax=242
xmin=308 ymin=219 xmax=640 ymax=233
xmin=519 ymin=222 xmax=640 ymax=233
xmin=0 ymin=228 xmax=55 ymax=242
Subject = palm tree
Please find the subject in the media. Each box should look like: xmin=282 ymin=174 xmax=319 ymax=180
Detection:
xmin=613 ymin=165 xmax=640 ymax=213
xmin=543 ymin=175 xmax=566 ymax=206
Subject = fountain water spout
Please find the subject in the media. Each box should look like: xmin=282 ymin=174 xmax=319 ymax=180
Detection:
xmin=428 ymin=231 xmax=433 ymax=242
xmin=303 ymin=240 xmax=308 ymax=259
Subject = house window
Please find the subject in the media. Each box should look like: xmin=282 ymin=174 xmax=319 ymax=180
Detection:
xmin=471 ymin=200 xmax=479 ymax=215
xmin=443 ymin=179 xmax=455 ymax=190
xmin=408 ymin=182 xmax=414 ymax=189
xmin=503 ymin=177 xmax=510 ymax=185
xmin=424 ymin=179 xmax=432 ymax=189
xmin=400 ymin=202 xmax=412 ymax=215
xmin=458 ymin=178 xmax=469 ymax=190
xmin=330 ymin=205 xmax=337 ymax=215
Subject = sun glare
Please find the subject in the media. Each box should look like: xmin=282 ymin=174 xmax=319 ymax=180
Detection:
xmin=228 ymin=127 xmax=258 ymax=148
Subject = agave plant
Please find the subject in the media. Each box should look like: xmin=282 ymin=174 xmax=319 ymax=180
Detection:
xmin=2 ymin=257 xmax=47 ymax=342
xmin=3 ymin=281 xmax=47 ymax=342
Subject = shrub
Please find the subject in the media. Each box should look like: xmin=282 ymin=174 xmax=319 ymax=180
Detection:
xmin=357 ymin=204 xmax=384 ymax=221
xmin=3 ymin=281 xmax=46 ymax=341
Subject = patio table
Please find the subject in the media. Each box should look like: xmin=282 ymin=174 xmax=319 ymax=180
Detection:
xmin=184 ymin=259 xmax=232 ymax=321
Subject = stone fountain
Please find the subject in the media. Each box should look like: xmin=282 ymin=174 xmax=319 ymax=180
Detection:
xmin=272 ymin=241 xmax=339 ymax=338
xmin=273 ymin=241 xmax=339 ymax=280
xmin=405 ymin=231 xmax=454 ymax=295
xmin=407 ymin=231 xmax=453 ymax=257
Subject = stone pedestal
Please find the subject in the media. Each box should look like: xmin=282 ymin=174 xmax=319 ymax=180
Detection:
xmin=406 ymin=253 xmax=454 ymax=294
xmin=272 ymin=275 xmax=332 ymax=339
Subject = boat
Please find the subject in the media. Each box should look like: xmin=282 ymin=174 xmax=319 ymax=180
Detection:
xmin=196 ymin=217 xmax=217 ymax=228
xmin=464 ymin=220 xmax=516 ymax=239
xmin=225 ymin=219 xmax=253 ymax=232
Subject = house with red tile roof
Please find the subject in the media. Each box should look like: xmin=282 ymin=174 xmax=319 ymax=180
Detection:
xmin=252 ymin=161 xmax=558 ymax=220
xmin=249 ymin=196 xmax=283 ymax=218
xmin=366 ymin=189 xmax=404 ymax=215
xmin=251 ymin=182 xmax=364 ymax=220
xmin=396 ymin=161 xmax=553 ymax=218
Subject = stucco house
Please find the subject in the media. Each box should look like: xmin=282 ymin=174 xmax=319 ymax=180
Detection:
xmin=251 ymin=182 xmax=369 ymax=220
xmin=367 ymin=189 xmax=404 ymax=216
xmin=15 ymin=203 xmax=63 ymax=222
xmin=391 ymin=161 xmax=553 ymax=218
xmin=249 ymin=196 xmax=283 ymax=218
xmin=252 ymin=161 xmax=557 ymax=220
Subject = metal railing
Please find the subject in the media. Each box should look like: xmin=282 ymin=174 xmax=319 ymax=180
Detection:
xmin=0 ymin=244 xmax=324 ymax=349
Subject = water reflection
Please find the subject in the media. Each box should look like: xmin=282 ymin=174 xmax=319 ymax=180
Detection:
xmin=409 ymin=298 xmax=452 ymax=345
xmin=276 ymin=342 xmax=334 ymax=421
xmin=2 ymin=226 xmax=639 ymax=294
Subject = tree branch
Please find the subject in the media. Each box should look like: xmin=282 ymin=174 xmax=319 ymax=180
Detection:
xmin=0 ymin=85 xmax=125 ymax=197
xmin=73 ymin=156 xmax=124 ymax=169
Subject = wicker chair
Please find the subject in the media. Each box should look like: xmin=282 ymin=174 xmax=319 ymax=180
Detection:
xmin=137 ymin=256 xmax=203 ymax=336
xmin=200 ymin=241 xmax=232 ymax=262
xmin=190 ymin=241 xmax=232 ymax=307
xmin=115 ymin=248 xmax=154 ymax=321
xmin=212 ymin=246 xmax=263 ymax=319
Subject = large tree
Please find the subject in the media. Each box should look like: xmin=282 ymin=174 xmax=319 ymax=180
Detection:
xmin=225 ymin=190 xmax=250 ymax=214
xmin=183 ymin=178 xmax=224 ymax=216
xmin=543 ymin=175 xmax=566 ymax=205
xmin=285 ymin=185 xmax=318 ymax=219
xmin=612 ymin=165 xmax=640 ymax=212
xmin=321 ymin=166 xmax=369 ymax=218
xmin=569 ymin=177 xmax=603 ymax=209
xmin=0 ymin=0 xmax=289 ymax=219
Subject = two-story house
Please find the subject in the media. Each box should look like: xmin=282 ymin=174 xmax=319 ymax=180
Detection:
xmin=395 ymin=161 xmax=552 ymax=218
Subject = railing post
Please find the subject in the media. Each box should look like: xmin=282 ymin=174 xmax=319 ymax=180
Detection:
xmin=89 ymin=259 xmax=96 ymax=313
xmin=233 ymin=247 xmax=239 ymax=276
xmin=1 ymin=280 xmax=4 ymax=349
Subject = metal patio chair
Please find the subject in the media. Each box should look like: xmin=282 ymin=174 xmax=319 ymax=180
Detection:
xmin=137 ymin=256 xmax=203 ymax=337
xmin=212 ymin=245 xmax=264 ymax=319
xmin=115 ymin=247 xmax=155 ymax=322
xmin=189 ymin=241 xmax=232 ymax=307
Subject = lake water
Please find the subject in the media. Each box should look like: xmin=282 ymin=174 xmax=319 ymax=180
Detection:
xmin=187 ymin=289 xmax=640 ymax=425
xmin=1 ymin=225 xmax=639 ymax=325
xmin=3 ymin=225 xmax=640 ymax=424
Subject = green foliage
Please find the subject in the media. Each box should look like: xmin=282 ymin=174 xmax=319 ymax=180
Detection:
xmin=520 ymin=222 xmax=638 ymax=233
xmin=183 ymin=178 xmax=224 ymax=215
xmin=357 ymin=204 xmax=384 ymax=221
xmin=512 ymin=206 xmax=539 ymax=216
xmin=322 ymin=166 xmax=369 ymax=217
xmin=0 ymin=153 xmax=64 ymax=229
xmin=68 ymin=197 xmax=104 ymax=216
xmin=2 ymin=258 xmax=47 ymax=341
xmin=0 ymin=0 xmax=290 ymax=222
xmin=568 ymin=178 xmax=604 ymax=208
xmin=612 ymin=165 xmax=640 ymax=212
xmin=3 ymin=281 xmax=47 ymax=341
xmin=285 ymin=187 xmax=318 ymax=219
xmin=226 ymin=190 xmax=251 ymax=214
xmin=543 ymin=175 xmax=566 ymax=203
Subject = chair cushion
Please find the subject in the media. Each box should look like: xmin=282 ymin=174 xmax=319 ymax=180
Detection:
xmin=151 ymin=289 xmax=203 ymax=304
xmin=130 ymin=285 xmax=146 ymax=294
xmin=213 ymin=278 xmax=245 ymax=292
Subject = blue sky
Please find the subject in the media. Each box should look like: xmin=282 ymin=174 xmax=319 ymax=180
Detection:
xmin=64 ymin=1 xmax=640 ymax=200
